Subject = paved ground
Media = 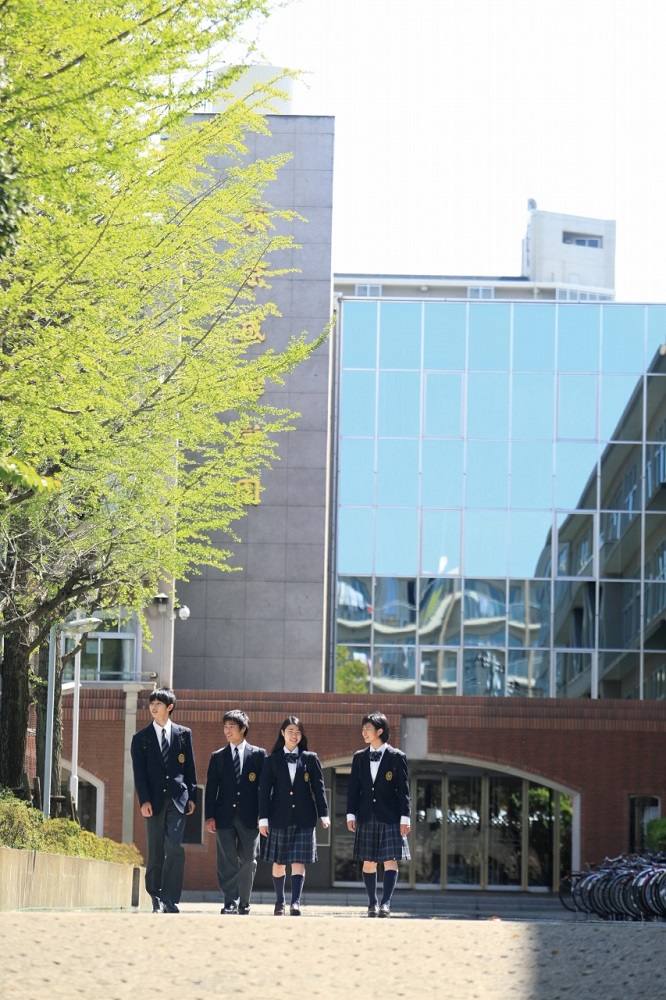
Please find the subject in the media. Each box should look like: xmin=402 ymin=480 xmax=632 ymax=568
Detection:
xmin=2 ymin=896 xmax=664 ymax=1000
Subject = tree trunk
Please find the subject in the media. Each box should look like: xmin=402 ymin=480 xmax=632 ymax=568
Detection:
xmin=0 ymin=620 xmax=32 ymax=788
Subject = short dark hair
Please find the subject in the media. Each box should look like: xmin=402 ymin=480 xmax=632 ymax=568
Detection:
xmin=149 ymin=688 xmax=176 ymax=710
xmin=362 ymin=711 xmax=390 ymax=743
xmin=272 ymin=716 xmax=309 ymax=753
xmin=223 ymin=709 xmax=250 ymax=735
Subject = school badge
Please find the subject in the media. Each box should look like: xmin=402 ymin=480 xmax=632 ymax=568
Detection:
xmin=249 ymin=772 xmax=256 ymax=782
xmin=385 ymin=771 xmax=393 ymax=781
xmin=178 ymin=753 xmax=186 ymax=763
xmin=304 ymin=772 xmax=310 ymax=782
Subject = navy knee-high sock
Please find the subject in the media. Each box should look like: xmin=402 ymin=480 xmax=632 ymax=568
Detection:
xmin=380 ymin=869 xmax=398 ymax=906
xmin=363 ymin=870 xmax=378 ymax=906
xmin=273 ymin=874 xmax=286 ymax=905
xmin=290 ymin=873 xmax=305 ymax=905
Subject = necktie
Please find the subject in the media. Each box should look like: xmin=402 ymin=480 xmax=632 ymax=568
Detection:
xmin=234 ymin=746 xmax=241 ymax=783
xmin=369 ymin=751 xmax=382 ymax=762
xmin=285 ymin=752 xmax=298 ymax=764
xmin=161 ymin=728 xmax=169 ymax=766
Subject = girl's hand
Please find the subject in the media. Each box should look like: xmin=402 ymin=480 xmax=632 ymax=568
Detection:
xmin=259 ymin=824 xmax=269 ymax=837
xmin=321 ymin=817 xmax=330 ymax=829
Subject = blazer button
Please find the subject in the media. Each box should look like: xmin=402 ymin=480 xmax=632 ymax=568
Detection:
xmin=292 ymin=803 xmax=296 ymax=808
xmin=290 ymin=790 xmax=294 ymax=796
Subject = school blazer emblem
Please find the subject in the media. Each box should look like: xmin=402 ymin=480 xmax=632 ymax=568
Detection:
xmin=304 ymin=772 xmax=310 ymax=782
xmin=178 ymin=753 xmax=186 ymax=763
xmin=248 ymin=772 xmax=257 ymax=782
xmin=385 ymin=771 xmax=393 ymax=781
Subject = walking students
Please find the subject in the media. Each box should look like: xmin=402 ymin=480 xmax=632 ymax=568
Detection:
xmin=347 ymin=711 xmax=411 ymax=918
xmin=258 ymin=716 xmax=330 ymax=916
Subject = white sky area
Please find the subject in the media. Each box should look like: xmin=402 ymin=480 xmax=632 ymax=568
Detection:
xmin=230 ymin=0 xmax=666 ymax=302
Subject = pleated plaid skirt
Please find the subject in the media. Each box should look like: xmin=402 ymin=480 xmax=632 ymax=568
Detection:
xmin=353 ymin=817 xmax=411 ymax=863
xmin=261 ymin=824 xmax=318 ymax=865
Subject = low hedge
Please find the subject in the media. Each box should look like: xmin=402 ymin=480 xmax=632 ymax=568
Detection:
xmin=0 ymin=789 xmax=143 ymax=866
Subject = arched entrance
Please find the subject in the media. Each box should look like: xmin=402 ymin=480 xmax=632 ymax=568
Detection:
xmin=329 ymin=758 xmax=576 ymax=892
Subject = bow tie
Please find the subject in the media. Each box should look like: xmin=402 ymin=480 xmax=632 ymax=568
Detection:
xmin=284 ymin=752 xmax=299 ymax=764
xmin=369 ymin=751 xmax=382 ymax=762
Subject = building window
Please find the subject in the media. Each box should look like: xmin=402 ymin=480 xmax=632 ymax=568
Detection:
xmin=468 ymin=286 xmax=494 ymax=299
xmin=63 ymin=611 xmax=138 ymax=682
xmin=563 ymin=232 xmax=602 ymax=248
xmin=355 ymin=283 xmax=382 ymax=297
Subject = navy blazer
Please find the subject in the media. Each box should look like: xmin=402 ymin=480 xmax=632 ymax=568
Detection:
xmin=204 ymin=742 xmax=267 ymax=829
xmin=258 ymin=751 xmax=329 ymax=829
xmin=347 ymin=744 xmax=410 ymax=825
xmin=131 ymin=722 xmax=197 ymax=815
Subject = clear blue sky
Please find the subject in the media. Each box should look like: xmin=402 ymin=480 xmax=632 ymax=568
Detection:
xmin=237 ymin=0 xmax=666 ymax=302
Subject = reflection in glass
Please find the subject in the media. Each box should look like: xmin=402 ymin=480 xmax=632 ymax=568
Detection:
xmin=341 ymin=300 xmax=378 ymax=368
xmin=507 ymin=650 xmax=549 ymax=697
xmin=513 ymin=303 xmax=555 ymax=372
xmin=340 ymin=370 xmax=376 ymax=436
xmin=600 ymin=374 xmax=642 ymax=441
xmin=337 ymin=507 xmax=374 ymax=574
xmin=419 ymin=577 xmax=461 ymax=646
xmin=646 ymin=376 xmax=666 ymax=439
xmin=379 ymin=301 xmax=422 ymax=369
xmin=528 ymin=784 xmax=554 ymax=887
xmin=511 ymin=373 xmax=555 ymax=439
xmin=424 ymin=373 xmax=463 ymax=436
xmin=334 ymin=645 xmax=371 ymax=694
xmin=421 ymin=440 xmax=464 ymax=507
xmin=487 ymin=775 xmax=522 ymax=886
xmin=375 ymin=508 xmax=418 ymax=575
xmin=447 ymin=777 xmax=482 ymax=886
xmin=332 ymin=773 xmax=358 ymax=881
xmin=557 ymin=374 xmax=597 ymax=439
xmin=646 ymin=441 xmax=666 ymax=506
xmin=644 ymin=653 xmax=666 ymax=700
xmin=554 ymin=579 xmax=596 ymax=649
xmin=377 ymin=370 xmax=420 ymax=437
xmin=463 ymin=511 xmax=508 ymax=577
xmin=372 ymin=645 xmax=416 ymax=694
xmin=467 ymin=372 xmax=510 ymax=438
xmin=376 ymin=440 xmax=419 ymax=506
xmin=419 ymin=649 xmax=458 ymax=695
xmin=601 ymin=305 xmax=645 ymax=373
xmin=554 ymin=442 xmax=598 ymax=509
xmin=339 ymin=438 xmax=374 ymax=505
xmin=599 ymin=442 xmax=639 ymax=511
xmin=555 ymin=651 xmax=592 ymax=697
xmin=598 ymin=648 xmax=639 ymax=700
xmin=509 ymin=511 xmax=552 ymax=577
xmin=373 ymin=577 xmax=416 ymax=645
xmin=510 ymin=443 xmax=553 ymax=509
xmin=424 ymin=302 xmax=466 ymax=370
xmin=466 ymin=442 xmax=509 ymax=508
xmin=508 ymin=579 xmax=550 ymax=648
xmin=599 ymin=509 xmax=642 ymax=579
xmin=414 ymin=778 xmax=444 ymax=884
xmin=421 ymin=509 xmax=461 ymax=576
xmin=463 ymin=648 xmax=506 ymax=695
xmin=647 ymin=305 xmax=666 ymax=361
xmin=463 ymin=580 xmax=506 ymax=646
xmin=336 ymin=576 xmax=373 ymax=643
xmin=556 ymin=512 xmax=594 ymax=578
xmin=557 ymin=305 xmax=600 ymax=373
xmin=469 ymin=303 xmax=511 ymax=371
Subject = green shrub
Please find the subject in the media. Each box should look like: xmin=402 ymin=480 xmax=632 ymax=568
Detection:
xmin=646 ymin=817 xmax=666 ymax=852
xmin=0 ymin=790 xmax=143 ymax=865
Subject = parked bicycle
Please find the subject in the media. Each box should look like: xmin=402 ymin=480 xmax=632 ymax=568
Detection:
xmin=560 ymin=853 xmax=666 ymax=920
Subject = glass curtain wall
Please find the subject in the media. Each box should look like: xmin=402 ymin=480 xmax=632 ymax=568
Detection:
xmin=334 ymin=300 xmax=666 ymax=699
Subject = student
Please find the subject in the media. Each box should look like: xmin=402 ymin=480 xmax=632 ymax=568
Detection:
xmin=347 ymin=711 xmax=411 ymax=918
xmin=258 ymin=716 xmax=330 ymax=916
xmin=204 ymin=709 xmax=267 ymax=915
xmin=130 ymin=688 xmax=197 ymax=913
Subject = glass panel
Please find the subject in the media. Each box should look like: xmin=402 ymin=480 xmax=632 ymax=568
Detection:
xmin=334 ymin=646 xmax=371 ymax=694
xmin=508 ymin=579 xmax=551 ymax=648
xmin=421 ymin=440 xmax=464 ymax=507
xmin=599 ymin=443 xmax=639 ymax=511
xmin=527 ymin=784 xmax=554 ymax=887
xmin=63 ymin=637 xmax=99 ymax=681
xmin=373 ymin=577 xmax=416 ymax=645
xmin=554 ymin=442 xmax=598 ymax=509
xmin=645 ymin=528 xmax=666 ymax=629
xmin=599 ymin=511 xmax=641 ymax=579
xmin=447 ymin=777 xmax=482 ymax=886
xmin=424 ymin=302 xmax=466 ymax=370
xmin=510 ymin=442 xmax=553 ymax=509
xmin=559 ymin=793 xmax=573 ymax=879
xmin=333 ymin=773 xmax=359 ymax=881
xmin=340 ymin=370 xmax=376 ymax=436
xmin=509 ymin=511 xmax=553 ymax=577
xmin=372 ymin=645 xmax=416 ymax=694
xmin=468 ymin=303 xmax=510 ymax=370
xmin=99 ymin=637 xmax=135 ymax=680
xmin=629 ymin=795 xmax=660 ymax=853
xmin=466 ymin=442 xmax=509 ymax=508
xmin=646 ymin=304 xmax=666 ymax=365
xmin=555 ymin=651 xmax=592 ymax=697
xmin=463 ymin=511 xmax=508 ymax=577
xmin=414 ymin=778 xmax=444 ymax=885
xmin=554 ymin=579 xmax=596 ymax=650
xmin=376 ymin=440 xmax=419 ymax=506
xmin=557 ymin=304 xmax=600 ymax=373
xmin=424 ymin=373 xmax=463 ymax=437
xmin=419 ymin=577 xmax=462 ymax=646
xmin=601 ymin=305 xmax=645 ymax=374
xmin=379 ymin=301 xmax=422 ymax=369
xmin=598 ymin=648 xmax=639 ymax=699
xmin=600 ymin=374 xmax=642 ymax=441
xmin=419 ymin=649 xmax=458 ymax=695
xmin=339 ymin=438 xmax=374 ymax=505
xmin=377 ymin=371 xmax=420 ymax=437
xmin=511 ymin=373 xmax=555 ymax=440
xmin=463 ymin=648 xmax=506 ymax=696
xmin=645 ymin=653 xmax=666 ymax=701
xmin=557 ymin=374 xmax=598 ymax=439
xmin=556 ymin=512 xmax=594 ymax=578
xmin=466 ymin=373 xmax=510 ymax=438
xmin=513 ymin=303 xmax=555 ymax=372
xmin=487 ymin=775 xmax=522 ymax=887
xmin=646 ymin=441 xmax=666 ymax=505
xmin=463 ymin=580 xmax=506 ymax=645
xmin=507 ymin=650 xmax=550 ymax=697
xmin=421 ymin=509 xmax=461 ymax=576
xmin=375 ymin=508 xmax=418 ymax=575
xmin=336 ymin=576 xmax=373 ymax=644
xmin=337 ymin=507 xmax=374 ymax=574
xmin=341 ymin=300 xmax=378 ymax=368
xmin=646 ymin=376 xmax=666 ymax=438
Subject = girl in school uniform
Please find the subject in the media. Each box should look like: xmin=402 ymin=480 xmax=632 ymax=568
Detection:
xmin=259 ymin=716 xmax=330 ymax=915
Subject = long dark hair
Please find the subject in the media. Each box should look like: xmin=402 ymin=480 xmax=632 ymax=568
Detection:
xmin=271 ymin=715 xmax=309 ymax=753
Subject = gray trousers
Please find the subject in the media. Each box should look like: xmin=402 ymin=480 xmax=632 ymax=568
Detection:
xmin=216 ymin=818 xmax=260 ymax=906
xmin=144 ymin=799 xmax=187 ymax=903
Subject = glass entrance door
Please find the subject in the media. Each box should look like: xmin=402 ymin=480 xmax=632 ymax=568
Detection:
xmin=446 ymin=775 xmax=483 ymax=886
xmin=414 ymin=777 xmax=444 ymax=886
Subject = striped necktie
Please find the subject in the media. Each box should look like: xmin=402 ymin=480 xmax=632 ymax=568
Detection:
xmin=161 ymin=728 xmax=169 ymax=767
xmin=234 ymin=746 xmax=241 ymax=783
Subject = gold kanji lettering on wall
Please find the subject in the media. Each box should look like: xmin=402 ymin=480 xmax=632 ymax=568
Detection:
xmin=247 ymin=261 xmax=270 ymax=288
xmin=237 ymin=477 xmax=260 ymax=504
xmin=241 ymin=318 xmax=266 ymax=343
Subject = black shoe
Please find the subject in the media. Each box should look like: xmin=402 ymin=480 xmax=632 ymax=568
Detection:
xmin=238 ymin=904 xmax=251 ymax=915
xmin=162 ymin=900 xmax=180 ymax=913
xmin=289 ymin=903 xmax=301 ymax=916
xmin=151 ymin=895 xmax=164 ymax=913
xmin=378 ymin=903 xmax=391 ymax=918
xmin=221 ymin=901 xmax=238 ymax=915
xmin=273 ymin=903 xmax=285 ymax=916
xmin=367 ymin=904 xmax=378 ymax=917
